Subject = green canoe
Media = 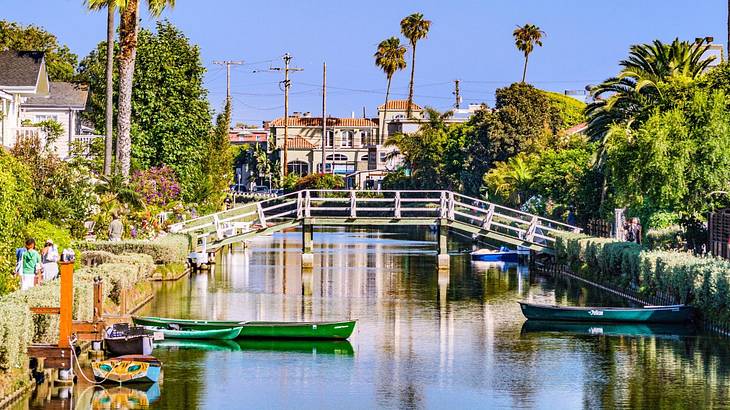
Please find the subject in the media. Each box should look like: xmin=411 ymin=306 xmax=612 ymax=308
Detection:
xmin=518 ymin=302 xmax=693 ymax=324
xmin=144 ymin=326 xmax=242 ymax=340
xmin=237 ymin=340 xmax=354 ymax=355
xmin=133 ymin=316 xmax=356 ymax=340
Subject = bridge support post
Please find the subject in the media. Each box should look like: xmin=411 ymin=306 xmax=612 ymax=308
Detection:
xmin=437 ymin=219 xmax=450 ymax=270
xmin=301 ymin=222 xmax=314 ymax=268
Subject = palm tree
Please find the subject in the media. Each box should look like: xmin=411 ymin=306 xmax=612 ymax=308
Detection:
xmin=85 ymin=0 xmax=122 ymax=176
xmin=586 ymin=38 xmax=714 ymax=140
xmin=513 ymin=24 xmax=545 ymax=83
xmin=400 ymin=13 xmax=431 ymax=118
xmin=88 ymin=0 xmax=175 ymax=178
xmin=374 ymin=37 xmax=407 ymax=139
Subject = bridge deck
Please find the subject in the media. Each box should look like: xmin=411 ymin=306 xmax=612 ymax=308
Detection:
xmin=170 ymin=190 xmax=580 ymax=255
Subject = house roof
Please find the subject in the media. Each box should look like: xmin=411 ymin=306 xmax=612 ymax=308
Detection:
xmin=23 ymin=82 xmax=88 ymax=109
xmin=287 ymin=136 xmax=316 ymax=149
xmin=269 ymin=116 xmax=377 ymax=128
xmin=0 ymin=51 xmax=45 ymax=88
xmin=377 ymin=99 xmax=422 ymax=111
xmin=564 ymin=122 xmax=588 ymax=136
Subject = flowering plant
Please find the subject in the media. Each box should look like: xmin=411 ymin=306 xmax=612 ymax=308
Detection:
xmin=130 ymin=166 xmax=181 ymax=207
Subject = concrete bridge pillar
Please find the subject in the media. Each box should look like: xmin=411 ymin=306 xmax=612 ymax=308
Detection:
xmin=437 ymin=219 xmax=450 ymax=270
xmin=302 ymin=223 xmax=314 ymax=268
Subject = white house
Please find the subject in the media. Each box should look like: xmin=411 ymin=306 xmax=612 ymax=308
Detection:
xmin=0 ymin=51 xmax=97 ymax=158
xmin=20 ymin=81 xmax=91 ymax=158
xmin=0 ymin=51 xmax=50 ymax=148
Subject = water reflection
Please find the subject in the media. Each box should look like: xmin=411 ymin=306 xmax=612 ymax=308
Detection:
xmin=17 ymin=227 xmax=730 ymax=409
xmin=90 ymin=384 xmax=161 ymax=409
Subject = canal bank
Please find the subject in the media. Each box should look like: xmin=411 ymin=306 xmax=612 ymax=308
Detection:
xmin=13 ymin=226 xmax=730 ymax=409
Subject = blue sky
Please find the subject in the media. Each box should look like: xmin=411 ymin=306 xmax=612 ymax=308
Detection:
xmin=3 ymin=0 xmax=727 ymax=125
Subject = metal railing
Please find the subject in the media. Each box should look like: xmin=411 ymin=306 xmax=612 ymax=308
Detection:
xmin=170 ymin=190 xmax=581 ymax=251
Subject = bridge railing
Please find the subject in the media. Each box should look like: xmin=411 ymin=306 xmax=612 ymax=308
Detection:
xmin=173 ymin=189 xmax=580 ymax=251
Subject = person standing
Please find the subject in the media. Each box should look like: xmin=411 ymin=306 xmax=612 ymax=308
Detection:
xmin=41 ymin=239 xmax=59 ymax=281
xmin=625 ymin=217 xmax=643 ymax=245
xmin=21 ymin=238 xmax=42 ymax=291
xmin=109 ymin=214 xmax=124 ymax=242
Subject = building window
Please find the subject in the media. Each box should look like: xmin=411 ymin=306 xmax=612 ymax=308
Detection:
xmin=326 ymin=153 xmax=348 ymax=162
xmin=287 ymin=160 xmax=309 ymax=176
xmin=326 ymin=130 xmax=334 ymax=147
xmin=392 ymin=114 xmax=405 ymax=121
xmin=35 ymin=114 xmax=59 ymax=123
xmin=360 ymin=154 xmax=369 ymax=161
xmin=360 ymin=131 xmax=371 ymax=146
xmin=341 ymin=130 xmax=353 ymax=147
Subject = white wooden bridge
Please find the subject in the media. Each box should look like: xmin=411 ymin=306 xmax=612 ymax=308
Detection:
xmin=169 ymin=190 xmax=580 ymax=260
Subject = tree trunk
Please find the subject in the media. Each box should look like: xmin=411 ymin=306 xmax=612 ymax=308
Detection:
xmin=116 ymin=0 xmax=139 ymax=178
xmin=406 ymin=42 xmax=416 ymax=118
xmin=382 ymin=76 xmax=392 ymax=140
xmin=103 ymin=4 xmax=115 ymax=176
xmin=521 ymin=53 xmax=529 ymax=83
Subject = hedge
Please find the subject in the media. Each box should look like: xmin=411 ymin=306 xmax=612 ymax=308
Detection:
xmin=80 ymin=251 xmax=155 ymax=278
xmin=555 ymin=232 xmax=730 ymax=324
xmin=0 ymin=301 xmax=31 ymax=372
xmin=74 ymin=234 xmax=189 ymax=264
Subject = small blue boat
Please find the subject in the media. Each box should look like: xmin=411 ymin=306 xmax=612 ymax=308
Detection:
xmin=471 ymin=246 xmax=520 ymax=263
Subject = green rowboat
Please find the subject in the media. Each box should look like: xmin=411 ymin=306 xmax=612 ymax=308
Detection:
xmin=133 ymin=316 xmax=356 ymax=340
xmin=133 ymin=316 xmax=241 ymax=330
xmin=518 ymin=302 xmax=693 ymax=324
xmin=144 ymin=326 xmax=242 ymax=340
xmin=238 ymin=321 xmax=356 ymax=340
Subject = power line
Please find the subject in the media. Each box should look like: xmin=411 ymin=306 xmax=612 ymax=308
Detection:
xmin=212 ymin=60 xmax=244 ymax=102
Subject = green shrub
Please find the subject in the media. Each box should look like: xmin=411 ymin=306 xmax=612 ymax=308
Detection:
xmin=74 ymin=234 xmax=189 ymax=264
xmin=646 ymin=225 xmax=685 ymax=250
xmin=555 ymin=231 xmax=730 ymax=324
xmin=1 ymin=279 xmax=93 ymax=344
xmin=76 ymin=262 xmax=150 ymax=305
xmin=294 ymin=173 xmax=345 ymax=191
xmin=22 ymin=219 xmax=73 ymax=254
xmin=80 ymin=251 xmax=155 ymax=277
xmin=0 ymin=301 xmax=32 ymax=371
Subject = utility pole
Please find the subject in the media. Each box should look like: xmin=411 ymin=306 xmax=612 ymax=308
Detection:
xmin=453 ymin=79 xmax=461 ymax=109
xmin=270 ymin=53 xmax=303 ymax=176
xmin=321 ymin=62 xmax=327 ymax=174
xmin=213 ymin=60 xmax=244 ymax=102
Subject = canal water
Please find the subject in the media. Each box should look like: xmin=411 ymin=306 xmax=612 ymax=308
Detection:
xmin=20 ymin=227 xmax=730 ymax=409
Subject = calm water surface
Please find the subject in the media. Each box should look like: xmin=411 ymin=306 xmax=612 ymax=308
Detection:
xmin=22 ymin=228 xmax=730 ymax=409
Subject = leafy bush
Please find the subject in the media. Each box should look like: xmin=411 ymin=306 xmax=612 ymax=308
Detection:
xmin=0 ymin=301 xmax=32 ymax=371
xmin=74 ymin=234 xmax=189 ymax=264
xmin=294 ymin=173 xmax=345 ymax=191
xmin=80 ymin=251 xmax=155 ymax=277
xmin=540 ymin=90 xmax=586 ymax=128
xmin=22 ymin=219 xmax=73 ymax=255
xmin=555 ymin=231 xmax=730 ymax=324
xmin=0 ymin=149 xmax=34 ymax=295
xmin=646 ymin=226 xmax=685 ymax=250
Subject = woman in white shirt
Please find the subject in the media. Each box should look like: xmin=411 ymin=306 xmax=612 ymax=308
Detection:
xmin=41 ymin=239 xmax=59 ymax=281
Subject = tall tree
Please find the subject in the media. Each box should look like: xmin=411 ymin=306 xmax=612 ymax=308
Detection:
xmin=78 ymin=21 xmax=211 ymax=199
xmin=400 ymin=13 xmax=431 ymax=118
xmin=205 ymin=99 xmax=233 ymax=209
xmin=87 ymin=0 xmax=175 ymax=178
xmin=586 ymin=38 xmax=714 ymax=140
xmin=84 ymin=1 xmax=122 ymax=176
xmin=513 ymin=24 xmax=545 ymax=83
xmin=374 ymin=37 xmax=407 ymax=138
xmin=0 ymin=20 xmax=78 ymax=81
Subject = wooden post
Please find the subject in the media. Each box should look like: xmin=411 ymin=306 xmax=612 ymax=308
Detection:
xmin=350 ymin=190 xmax=357 ymax=218
xmin=305 ymin=190 xmax=311 ymax=218
xmin=58 ymin=262 xmax=74 ymax=348
xmin=93 ymin=278 xmax=103 ymax=322
xmin=394 ymin=191 xmax=401 ymax=219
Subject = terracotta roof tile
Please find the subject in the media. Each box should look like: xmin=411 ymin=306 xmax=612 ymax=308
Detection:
xmin=377 ymin=99 xmax=422 ymax=111
xmin=269 ymin=116 xmax=377 ymax=127
xmin=287 ymin=136 xmax=316 ymax=149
